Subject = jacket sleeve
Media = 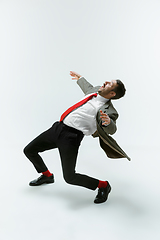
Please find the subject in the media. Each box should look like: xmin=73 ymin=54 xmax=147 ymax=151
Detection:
xmin=102 ymin=116 xmax=117 ymax=135
xmin=96 ymin=111 xmax=118 ymax=135
xmin=77 ymin=77 xmax=100 ymax=95
xmin=92 ymin=117 xmax=117 ymax=138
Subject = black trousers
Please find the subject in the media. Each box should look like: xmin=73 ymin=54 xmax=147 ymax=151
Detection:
xmin=24 ymin=121 xmax=99 ymax=190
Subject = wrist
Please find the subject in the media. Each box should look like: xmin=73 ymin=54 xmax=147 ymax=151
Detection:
xmin=77 ymin=75 xmax=82 ymax=79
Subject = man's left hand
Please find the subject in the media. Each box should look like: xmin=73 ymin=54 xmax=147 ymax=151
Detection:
xmin=100 ymin=110 xmax=111 ymax=125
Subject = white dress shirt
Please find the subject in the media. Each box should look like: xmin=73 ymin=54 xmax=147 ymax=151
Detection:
xmin=63 ymin=93 xmax=109 ymax=136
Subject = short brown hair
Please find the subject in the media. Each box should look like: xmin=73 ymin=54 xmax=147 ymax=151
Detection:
xmin=111 ymin=80 xmax=126 ymax=99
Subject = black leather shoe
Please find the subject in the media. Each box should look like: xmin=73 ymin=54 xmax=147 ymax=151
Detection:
xmin=94 ymin=181 xmax=111 ymax=204
xmin=29 ymin=174 xmax=54 ymax=186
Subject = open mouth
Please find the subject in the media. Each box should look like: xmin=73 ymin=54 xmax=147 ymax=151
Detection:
xmin=102 ymin=83 xmax=106 ymax=88
xmin=99 ymin=83 xmax=106 ymax=90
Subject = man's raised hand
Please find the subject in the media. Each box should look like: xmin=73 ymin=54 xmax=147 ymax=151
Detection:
xmin=70 ymin=71 xmax=82 ymax=80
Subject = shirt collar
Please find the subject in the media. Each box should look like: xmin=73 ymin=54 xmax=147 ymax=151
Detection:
xmin=97 ymin=94 xmax=109 ymax=103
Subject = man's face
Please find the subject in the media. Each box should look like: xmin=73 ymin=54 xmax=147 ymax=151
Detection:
xmin=98 ymin=80 xmax=117 ymax=99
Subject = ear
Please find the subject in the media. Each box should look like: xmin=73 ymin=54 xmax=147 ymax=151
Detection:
xmin=110 ymin=91 xmax=116 ymax=98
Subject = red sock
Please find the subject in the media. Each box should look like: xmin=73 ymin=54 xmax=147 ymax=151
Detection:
xmin=42 ymin=170 xmax=52 ymax=177
xmin=98 ymin=180 xmax=108 ymax=188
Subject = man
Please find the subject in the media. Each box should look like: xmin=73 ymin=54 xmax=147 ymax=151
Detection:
xmin=24 ymin=71 xmax=130 ymax=204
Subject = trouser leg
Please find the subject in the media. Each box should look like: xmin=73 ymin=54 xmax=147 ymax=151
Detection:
xmin=24 ymin=121 xmax=99 ymax=190
xmin=58 ymin=125 xmax=99 ymax=190
xmin=23 ymin=122 xmax=59 ymax=173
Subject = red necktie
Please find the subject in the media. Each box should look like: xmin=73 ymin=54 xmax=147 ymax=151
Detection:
xmin=60 ymin=93 xmax=97 ymax=122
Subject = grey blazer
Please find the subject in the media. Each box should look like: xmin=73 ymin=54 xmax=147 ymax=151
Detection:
xmin=77 ymin=77 xmax=131 ymax=161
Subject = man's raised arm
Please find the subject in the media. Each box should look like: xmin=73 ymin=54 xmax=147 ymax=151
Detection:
xmin=70 ymin=70 xmax=96 ymax=95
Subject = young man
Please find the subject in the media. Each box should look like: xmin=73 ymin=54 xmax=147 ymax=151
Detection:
xmin=24 ymin=71 xmax=130 ymax=204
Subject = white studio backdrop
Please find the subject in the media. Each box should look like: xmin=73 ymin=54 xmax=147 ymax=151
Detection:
xmin=0 ymin=1 xmax=160 ymax=240
xmin=0 ymin=0 xmax=160 ymax=148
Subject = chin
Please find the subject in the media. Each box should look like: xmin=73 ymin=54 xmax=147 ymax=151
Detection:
xmin=98 ymin=91 xmax=103 ymax=97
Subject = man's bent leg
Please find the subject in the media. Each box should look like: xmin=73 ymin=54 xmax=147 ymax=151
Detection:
xmin=59 ymin=145 xmax=99 ymax=190
xmin=23 ymin=123 xmax=58 ymax=173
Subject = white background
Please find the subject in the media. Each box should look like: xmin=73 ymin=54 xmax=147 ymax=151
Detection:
xmin=0 ymin=0 xmax=160 ymax=239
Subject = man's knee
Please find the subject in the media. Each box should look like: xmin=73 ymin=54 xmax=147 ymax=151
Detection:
xmin=63 ymin=173 xmax=76 ymax=185
xmin=23 ymin=145 xmax=31 ymax=157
